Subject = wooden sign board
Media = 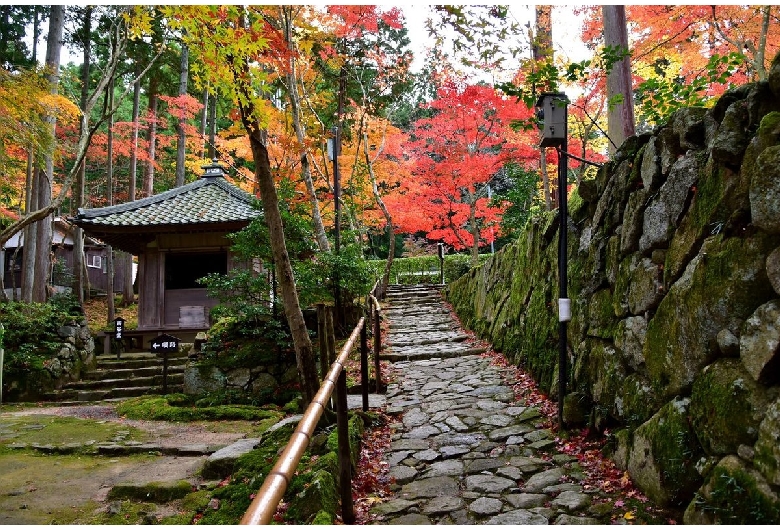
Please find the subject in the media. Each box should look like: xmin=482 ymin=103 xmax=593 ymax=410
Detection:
xmin=150 ymin=333 xmax=180 ymax=354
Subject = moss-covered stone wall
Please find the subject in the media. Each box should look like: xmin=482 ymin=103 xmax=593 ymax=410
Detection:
xmin=445 ymin=53 xmax=780 ymax=523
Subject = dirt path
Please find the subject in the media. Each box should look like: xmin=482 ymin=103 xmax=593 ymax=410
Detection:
xmin=0 ymin=404 xmax=256 ymax=524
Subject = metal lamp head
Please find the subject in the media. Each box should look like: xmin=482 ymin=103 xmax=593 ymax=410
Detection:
xmin=535 ymin=92 xmax=569 ymax=148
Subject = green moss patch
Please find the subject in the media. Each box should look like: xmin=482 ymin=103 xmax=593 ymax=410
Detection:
xmin=690 ymin=359 xmax=769 ymax=455
xmin=690 ymin=455 xmax=780 ymax=524
xmin=0 ymin=413 xmax=147 ymax=449
xmin=629 ymin=397 xmax=703 ymax=507
xmin=114 ymin=394 xmax=283 ymax=423
xmin=107 ymin=479 xmax=194 ymax=503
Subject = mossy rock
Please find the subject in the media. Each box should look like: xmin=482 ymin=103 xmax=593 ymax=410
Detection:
xmin=587 ymin=289 xmax=618 ymax=339
xmin=572 ymin=226 xmax=609 ymax=298
xmin=627 ymin=257 xmax=664 ymax=314
xmin=644 ymin=233 xmax=777 ymax=400
xmin=614 ymin=315 xmax=647 ymax=372
xmin=326 ymin=414 xmax=366 ymax=470
xmin=671 ymin=107 xmax=708 ymax=150
xmin=627 ymin=397 xmax=703 ymax=507
xmin=612 ymin=253 xmax=637 ymax=319
xmin=107 ymin=480 xmax=193 ymax=503
xmin=750 ymin=145 xmax=780 ymax=234
xmin=620 ymin=189 xmax=649 ymax=256
xmin=286 ymin=469 xmax=338 ymax=523
xmin=311 ymin=509 xmax=336 ymax=525
xmin=689 ymin=359 xmax=770 ymax=455
xmin=754 ymin=397 xmax=780 ymax=486
xmin=568 ymin=186 xmax=588 ymax=223
xmin=588 ymin=339 xmax=626 ymax=421
xmin=665 ymin=156 xmax=751 ymax=284
xmin=608 ymin=428 xmax=632 ymax=470
xmin=684 ymin=455 xmax=780 ymax=524
xmin=616 ymin=373 xmax=661 ymax=428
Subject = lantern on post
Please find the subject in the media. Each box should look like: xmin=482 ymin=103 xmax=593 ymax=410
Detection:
xmin=535 ymin=92 xmax=571 ymax=429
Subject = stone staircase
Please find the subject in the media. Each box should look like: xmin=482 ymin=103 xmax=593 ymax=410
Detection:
xmin=45 ymin=351 xmax=189 ymax=403
xmin=381 ymin=283 xmax=487 ymax=362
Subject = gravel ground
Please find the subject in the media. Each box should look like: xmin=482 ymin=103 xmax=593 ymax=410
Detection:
xmin=5 ymin=404 xmax=250 ymax=448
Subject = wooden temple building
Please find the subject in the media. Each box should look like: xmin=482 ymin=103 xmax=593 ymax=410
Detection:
xmin=71 ymin=160 xmax=261 ymax=347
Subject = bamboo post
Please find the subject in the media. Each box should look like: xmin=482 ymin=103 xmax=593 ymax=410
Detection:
xmin=0 ymin=323 xmax=4 ymax=405
xmin=360 ymin=319 xmax=368 ymax=411
xmin=317 ymin=304 xmax=326 ymax=380
xmin=372 ymin=298 xmax=382 ymax=392
xmin=336 ymin=370 xmax=354 ymax=524
xmin=326 ymin=306 xmax=336 ymax=367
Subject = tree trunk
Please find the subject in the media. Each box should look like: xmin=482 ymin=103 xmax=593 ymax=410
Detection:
xmin=106 ymin=77 xmax=114 ymax=206
xmin=21 ymin=153 xmax=36 ymax=302
xmin=602 ymin=5 xmax=635 ymax=154
xmin=280 ymin=6 xmax=330 ymax=252
xmin=106 ymin=246 xmax=115 ymax=322
xmin=175 ymin=41 xmax=188 ymax=187
xmin=0 ymin=7 xmax=164 ymax=265
xmin=208 ymin=92 xmax=216 ymax=160
xmin=534 ymin=6 xmax=554 ymax=210
xmin=755 ymin=6 xmax=770 ymax=81
xmin=363 ymin=130 xmax=394 ymax=294
xmin=533 ymin=5 xmax=552 ymax=60
xmin=200 ymin=88 xmax=209 ymax=159
xmin=106 ymin=75 xmax=116 ymax=321
xmin=120 ymin=75 xmax=141 ymax=307
xmin=129 ymin=78 xmax=140 ymax=201
xmin=143 ymin=76 xmax=158 ymax=197
xmin=32 ymin=4 xmax=64 ymax=302
xmin=247 ymin=130 xmax=319 ymax=405
xmin=73 ymin=5 xmax=92 ymax=305
xmin=469 ymin=198 xmax=479 ymax=266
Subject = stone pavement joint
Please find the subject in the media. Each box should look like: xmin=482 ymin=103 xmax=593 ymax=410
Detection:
xmin=370 ymin=283 xmax=602 ymax=525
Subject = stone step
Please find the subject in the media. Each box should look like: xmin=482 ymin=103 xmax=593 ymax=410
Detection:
xmin=386 ymin=289 xmax=442 ymax=297
xmin=385 ymin=305 xmax=451 ymax=315
xmin=95 ymin=352 xmax=188 ymax=370
xmin=386 ymin=324 xmax=457 ymax=334
xmin=380 ymin=345 xmax=487 ymax=362
xmin=385 ymin=287 xmax=441 ymax=298
xmin=44 ymin=383 xmax=185 ymax=402
xmin=62 ymin=373 xmax=184 ymax=391
xmin=387 ymin=333 xmax=470 ymax=348
xmin=83 ymin=365 xmax=186 ymax=381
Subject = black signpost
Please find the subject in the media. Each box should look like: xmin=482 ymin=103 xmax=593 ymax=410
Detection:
xmin=536 ymin=92 xmax=571 ymax=430
xmin=112 ymin=317 xmax=125 ymax=359
xmin=150 ymin=333 xmax=180 ymax=394
xmin=438 ymin=243 xmax=445 ymax=285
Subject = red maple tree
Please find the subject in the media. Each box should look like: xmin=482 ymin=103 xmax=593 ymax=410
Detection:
xmin=389 ymin=81 xmax=537 ymax=260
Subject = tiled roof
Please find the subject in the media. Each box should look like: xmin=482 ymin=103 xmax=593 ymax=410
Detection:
xmin=70 ymin=175 xmax=261 ymax=255
xmin=74 ymin=177 xmax=260 ymax=227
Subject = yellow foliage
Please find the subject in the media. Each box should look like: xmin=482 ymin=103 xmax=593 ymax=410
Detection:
xmin=124 ymin=6 xmax=155 ymax=41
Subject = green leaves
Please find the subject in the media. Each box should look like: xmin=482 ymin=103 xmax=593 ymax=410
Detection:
xmin=635 ymin=51 xmax=744 ymax=125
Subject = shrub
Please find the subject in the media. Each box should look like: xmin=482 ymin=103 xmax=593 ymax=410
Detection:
xmin=0 ymin=293 xmax=83 ymax=379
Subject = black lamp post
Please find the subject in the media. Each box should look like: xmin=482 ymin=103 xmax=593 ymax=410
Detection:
xmin=535 ymin=92 xmax=571 ymax=429
xmin=327 ymin=127 xmax=342 ymax=332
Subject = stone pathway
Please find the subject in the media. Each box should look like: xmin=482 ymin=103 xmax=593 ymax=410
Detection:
xmin=370 ymin=284 xmax=603 ymax=525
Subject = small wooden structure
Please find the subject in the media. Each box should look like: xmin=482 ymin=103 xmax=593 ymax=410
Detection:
xmin=71 ymin=160 xmax=261 ymax=346
xmin=1 ymin=217 xmax=131 ymax=297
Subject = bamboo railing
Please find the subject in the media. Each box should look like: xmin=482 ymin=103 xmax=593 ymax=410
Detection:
xmin=240 ymin=283 xmax=384 ymax=524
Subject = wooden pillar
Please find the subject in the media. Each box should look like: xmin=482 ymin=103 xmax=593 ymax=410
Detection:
xmin=360 ymin=320 xmax=368 ymax=411
xmin=336 ymin=370 xmax=354 ymax=524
